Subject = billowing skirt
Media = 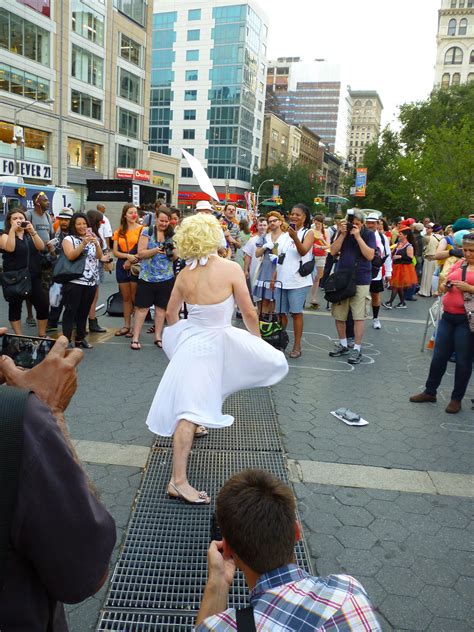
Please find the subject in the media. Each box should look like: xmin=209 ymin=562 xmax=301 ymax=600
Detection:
xmin=391 ymin=263 xmax=418 ymax=289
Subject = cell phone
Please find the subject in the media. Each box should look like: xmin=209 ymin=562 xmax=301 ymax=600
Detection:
xmin=86 ymin=227 xmax=93 ymax=236
xmin=289 ymin=223 xmax=296 ymax=230
xmin=210 ymin=512 xmax=222 ymax=542
xmin=20 ymin=221 xmax=29 ymax=228
xmin=1 ymin=334 xmax=55 ymax=369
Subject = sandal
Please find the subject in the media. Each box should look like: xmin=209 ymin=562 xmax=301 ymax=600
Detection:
xmin=289 ymin=349 xmax=302 ymax=358
xmin=154 ymin=340 xmax=162 ymax=348
xmin=115 ymin=327 xmax=130 ymax=336
xmin=125 ymin=330 xmax=134 ymax=338
xmin=147 ymin=325 xmax=155 ymax=334
xmin=195 ymin=425 xmax=208 ymax=438
xmin=167 ymin=482 xmax=210 ymax=505
xmin=130 ymin=340 xmax=141 ymax=350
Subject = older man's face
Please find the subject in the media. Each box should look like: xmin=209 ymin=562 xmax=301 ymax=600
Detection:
xmin=36 ymin=194 xmax=49 ymax=211
xmin=366 ymin=220 xmax=377 ymax=232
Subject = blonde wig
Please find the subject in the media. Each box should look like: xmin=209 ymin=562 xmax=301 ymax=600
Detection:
xmin=174 ymin=213 xmax=223 ymax=260
xmin=266 ymin=210 xmax=288 ymax=232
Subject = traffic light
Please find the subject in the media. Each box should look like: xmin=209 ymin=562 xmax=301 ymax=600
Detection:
xmin=314 ymin=197 xmax=322 ymax=204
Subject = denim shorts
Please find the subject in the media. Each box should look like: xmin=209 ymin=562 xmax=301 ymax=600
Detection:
xmin=279 ymin=286 xmax=309 ymax=314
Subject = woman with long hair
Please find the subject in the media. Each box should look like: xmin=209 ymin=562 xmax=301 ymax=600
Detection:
xmin=0 ymin=207 xmax=46 ymax=335
xmin=254 ymin=211 xmax=287 ymax=313
xmin=86 ymin=209 xmax=110 ymax=333
xmin=308 ymin=213 xmax=330 ymax=309
xmin=145 ymin=213 xmax=288 ymax=503
xmin=131 ymin=206 xmax=176 ymax=350
xmin=62 ymin=212 xmax=103 ymax=348
xmin=112 ymin=204 xmax=143 ymax=337
xmin=276 ymin=204 xmax=315 ymax=358
xmin=382 ymin=226 xmax=418 ymax=309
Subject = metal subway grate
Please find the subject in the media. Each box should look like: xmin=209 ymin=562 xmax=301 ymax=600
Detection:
xmin=103 ymin=449 xmax=310 ymax=612
xmin=98 ymin=611 xmax=195 ymax=631
xmin=154 ymin=389 xmax=282 ymax=452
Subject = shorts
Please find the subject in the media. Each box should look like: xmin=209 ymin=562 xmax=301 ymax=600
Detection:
xmin=331 ymin=284 xmax=371 ymax=321
xmin=135 ymin=277 xmax=174 ymax=309
xmin=279 ymin=286 xmax=309 ymax=315
xmin=116 ymin=259 xmax=138 ymax=284
xmin=314 ymin=255 xmax=327 ymax=269
xmin=370 ymin=279 xmax=384 ymax=294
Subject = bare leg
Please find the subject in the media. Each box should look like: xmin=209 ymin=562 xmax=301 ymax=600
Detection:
xmin=310 ymin=267 xmax=323 ymax=304
xmin=37 ymin=319 xmax=47 ymax=337
xmin=132 ymin=307 xmax=148 ymax=342
xmin=354 ymin=320 xmax=365 ymax=346
xmin=169 ymin=419 xmax=209 ymax=502
xmin=10 ymin=320 xmax=22 ymax=335
xmin=154 ymin=306 xmax=166 ymax=342
xmin=120 ymin=283 xmax=133 ymax=329
xmin=335 ymin=319 xmax=347 ymax=339
xmin=292 ymin=312 xmax=303 ymax=351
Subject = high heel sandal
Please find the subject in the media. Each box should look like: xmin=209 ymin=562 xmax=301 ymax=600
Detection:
xmin=167 ymin=482 xmax=210 ymax=504
xmin=194 ymin=425 xmax=208 ymax=438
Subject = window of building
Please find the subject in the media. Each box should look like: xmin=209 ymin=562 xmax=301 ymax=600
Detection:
xmin=187 ymin=29 xmax=200 ymax=41
xmin=459 ymin=18 xmax=468 ymax=35
xmin=118 ymin=108 xmax=139 ymax=138
xmin=256 ymin=119 xmax=261 ymax=130
xmin=16 ymin=0 xmax=51 ymax=17
xmin=183 ymin=147 xmax=194 ymax=155
xmin=183 ymin=129 xmax=195 ymax=139
xmin=0 ymin=63 xmax=50 ymax=100
xmin=271 ymin=129 xmax=279 ymax=142
xmin=118 ymin=68 xmax=141 ymax=103
xmin=153 ymin=11 xmax=177 ymax=28
xmin=450 ymin=0 xmax=457 ymax=7
xmin=459 ymin=0 xmax=465 ymax=6
xmin=0 ymin=10 xmax=50 ymax=65
xmin=471 ymin=50 xmax=474 ymax=63
xmin=468 ymin=72 xmax=474 ymax=82
xmin=184 ymin=109 xmax=196 ymax=120
xmin=181 ymin=167 xmax=193 ymax=177
xmin=258 ymin=100 xmax=263 ymax=112
xmin=113 ymin=0 xmax=146 ymax=28
xmin=365 ymin=100 xmax=372 ymax=107
xmin=186 ymin=49 xmax=199 ymax=61
xmin=120 ymin=34 xmax=142 ymax=66
xmin=0 ymin=121 xmax=50 ymax=163
xmin=448 ymin=18 xmax=457 ymax=36
xmin=185 ymin=69 xmax=198 ymax=81
xmin=71 ymin=45 xmax=104 ymax=88
xmin=117 ymin=144 xmax=138 ymax=168
xmin=445 ymin=46 xmax=463 ymax=64
xmin=71 ymin=89 xmax=102 ymax=120
xmin=451 ymin=72 xmax=461 ymax=85
xmin=354 ymin=99 xmax=362 ymax=106
xmin=188 ymin=9 xmax=201 ymax=20
xmin=71 ymin=1 xmax=104 ymax=46
xmin=185 ymin=89 xmax=197 ymax=100
xmin=276 ymin=67 xmax=289 ymax=75
xmin=67 ymin=138 xmax=101 ymax=170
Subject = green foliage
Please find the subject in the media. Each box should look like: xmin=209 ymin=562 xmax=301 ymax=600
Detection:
xmin=360 ymin=83 xmax=474 ymax=222
xmin=251 ymin=161 xmax=319 ymax=213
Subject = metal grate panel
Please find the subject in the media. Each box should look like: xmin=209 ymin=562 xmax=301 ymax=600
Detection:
xmin=105 ymin=449 xmax=310 ymax=612
xmin=154 ymin=389 xmax=282 ymax=452
xmin=97 ymin=611 xmax=195 ymax=631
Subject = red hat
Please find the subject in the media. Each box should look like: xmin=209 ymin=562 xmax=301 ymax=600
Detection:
xmin=405 ymin=218 xmax=415 ymax=225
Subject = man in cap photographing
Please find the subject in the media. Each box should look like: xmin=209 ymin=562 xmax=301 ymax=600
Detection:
xmin=366 ymin=213 xmax=391 ymax=329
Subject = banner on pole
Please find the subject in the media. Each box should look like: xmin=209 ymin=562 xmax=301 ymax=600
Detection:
xmin=354 ymin=168 xmax=367 ymax=197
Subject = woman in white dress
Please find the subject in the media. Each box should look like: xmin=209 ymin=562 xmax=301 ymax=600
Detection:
xmin=146 ymin=214 xmax=288 ymax=504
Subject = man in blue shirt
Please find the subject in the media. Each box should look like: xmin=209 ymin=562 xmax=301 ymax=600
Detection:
xmin=196 ymin=469 xmax=381 ymax=631
xmin=328 ymin=210 xmax=376 ymax=364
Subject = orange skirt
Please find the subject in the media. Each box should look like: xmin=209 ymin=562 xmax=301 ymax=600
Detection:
xmin=391 ymin=263 xmax=418 ymax=289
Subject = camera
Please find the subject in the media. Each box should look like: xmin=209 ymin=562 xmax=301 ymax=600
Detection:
xmin=20 ymin=221 xmax=28 ymax=228
xmin=277 ymin=253 xmax=286 ymax=265
xmin=346 ymin=210 xmax=355 ymax=233
xmin=163 ymin=241 xmax=175 ymax=259
xmin=445 ymin=280 xmax=453 ymax=289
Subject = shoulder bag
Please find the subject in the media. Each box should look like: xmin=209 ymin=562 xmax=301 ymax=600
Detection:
xmin=52 ymin=237 xmax=86 ymax=283
xmin=298 ymin=229 xmax=315 ymax=277
xmin=124 ymin=228 xmax=143 ymax=277
xmin=461 ymin=263 xmax=474 ymax=333
xmin=1 ymin=237 xmax=32 ymax=302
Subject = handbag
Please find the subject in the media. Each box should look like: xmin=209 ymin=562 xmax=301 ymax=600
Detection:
xmin=461 ymin=263 xmax=474 ymax=333
xmin=124 ymin=230 xmax=142 ymax=277
xmin=1 ymin=237 xmax=32 ymax=301
xmin=258 ymin=281 xmax=289 ymax=351
xmin=324 ymin=268 xmax=357 ymax=303
xmin=298 ymin=229 xmax=315 ymax=277
xmin=52 ymin=241 xmax=86 ymax=283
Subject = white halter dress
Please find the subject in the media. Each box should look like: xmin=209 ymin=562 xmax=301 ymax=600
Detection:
xmin=145 ymin=262 xmax=288 ymax=436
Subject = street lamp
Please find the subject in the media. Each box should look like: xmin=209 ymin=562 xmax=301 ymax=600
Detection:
xmin=12 ymin=97 xmax=54 ymax=177
xmin=256 ymin=178 xmax=274 ymax=208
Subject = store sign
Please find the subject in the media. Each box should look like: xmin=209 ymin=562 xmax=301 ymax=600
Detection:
xmin=132 ymin=184 xmax=140 ymax=206
xmin=134 ymin=169 xmax=150 ymax=182
xmin=116 ymin=168 xmax=134 ymax=179
xmin=0 ymin=159 xmax=52 ymax=181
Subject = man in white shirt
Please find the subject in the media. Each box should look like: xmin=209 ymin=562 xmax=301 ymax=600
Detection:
xmin=243 ymin=216 xmax=268 ymax=298
xmin=96 ymin=204 xmax=113 ymax=250
xmin=366 ymin=214 xmax=392 ymax=330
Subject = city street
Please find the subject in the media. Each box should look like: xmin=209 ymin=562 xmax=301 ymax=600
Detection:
xmin=1 ymin=275 xmax=472 ymax=631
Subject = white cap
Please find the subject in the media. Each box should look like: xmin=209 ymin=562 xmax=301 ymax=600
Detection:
xmin=195 ymin=200 xmax=214 ymax=212
xmin=366 ymin=213 xmax=380 ymax=222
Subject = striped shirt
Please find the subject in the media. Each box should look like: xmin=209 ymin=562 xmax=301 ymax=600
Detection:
xmin=196 ymin=564 xmax=381 ymax=631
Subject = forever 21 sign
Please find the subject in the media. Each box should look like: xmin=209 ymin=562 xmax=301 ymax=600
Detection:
xmin=0 ymin=159 xmax=53 ymax=181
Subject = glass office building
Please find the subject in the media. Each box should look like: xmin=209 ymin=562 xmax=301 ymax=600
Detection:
xmin=150 ymin=1 xmax=268 ymax=198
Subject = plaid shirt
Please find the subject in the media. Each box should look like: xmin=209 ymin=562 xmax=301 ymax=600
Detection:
xmin=196 ymin=564 xmax=381 ymax=631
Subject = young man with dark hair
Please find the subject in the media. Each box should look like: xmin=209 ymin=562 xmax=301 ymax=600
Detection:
xmin=196 ymin=469 xmax=381 ymax=631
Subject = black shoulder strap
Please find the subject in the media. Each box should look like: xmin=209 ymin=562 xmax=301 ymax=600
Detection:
xmin=0 ymin=386 xmax=28 ymax=589
xmin=236 ymin=606 xmax=256 ymax=632
xmin=461 ymin=262 xmax=467 ymax=281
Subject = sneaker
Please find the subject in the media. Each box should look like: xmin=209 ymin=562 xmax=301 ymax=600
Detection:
xmin=395 ymin=303 xmax=407 ymax=309
xmin=372 ymin=318 xmax=381 ymax=329
xmin=382 ymin=302 xmax=392 ymax=310
xmin=347 ymin=348 xmax=362 ymax=364
xmin=329 ymin=344 xmax=350 ymax=357
xmin=46 ymin=325 xmax=58 ymax=333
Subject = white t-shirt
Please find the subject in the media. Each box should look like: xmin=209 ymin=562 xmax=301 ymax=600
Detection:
xmin=242 ymin=234 xmax=262 ymax=284
xmin=63 ymin=235 xmax=99 ymax=286
xmin=98 ymin=215 xmax=113 ymax=245
xmin=276 ymin=229 xmax=314 ymax=289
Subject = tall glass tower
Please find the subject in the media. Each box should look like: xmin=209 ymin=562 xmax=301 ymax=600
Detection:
xmin=149 ymin=0 xmax=268 ymax=205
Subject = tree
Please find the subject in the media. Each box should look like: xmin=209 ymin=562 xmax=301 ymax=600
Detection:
xmin=251 ymin=161 xmax=319 ymax=213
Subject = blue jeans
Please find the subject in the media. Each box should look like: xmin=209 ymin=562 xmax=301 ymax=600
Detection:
xmin=425 ymin=312 xmax=473 ymax=401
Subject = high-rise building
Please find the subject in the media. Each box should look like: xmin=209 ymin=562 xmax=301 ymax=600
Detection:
xmin=434 ymin=0 xmax=474 ymax=88
xmin=266 ymin=58 xmax=350 ymax=157
xmin=150 ymin=0 xmax=268 ymax=207
xmin=347 ymin=90 xmax=383 ymax=166
xmin=0 ymin=0 xmax=179 ymax=211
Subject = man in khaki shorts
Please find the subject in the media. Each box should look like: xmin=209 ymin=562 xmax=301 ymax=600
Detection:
xmin=328 ymin=210 xmax=376 ymax=364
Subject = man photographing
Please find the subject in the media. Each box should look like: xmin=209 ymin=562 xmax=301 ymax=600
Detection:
xmin=328 ymin=209 xmax=376 ymax=365
xmin=196 ymin=469 xmax=380 ymax=631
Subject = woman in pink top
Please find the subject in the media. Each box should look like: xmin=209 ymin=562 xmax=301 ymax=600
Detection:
xmin=410 ymin=232 xmax=474 ymax=414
